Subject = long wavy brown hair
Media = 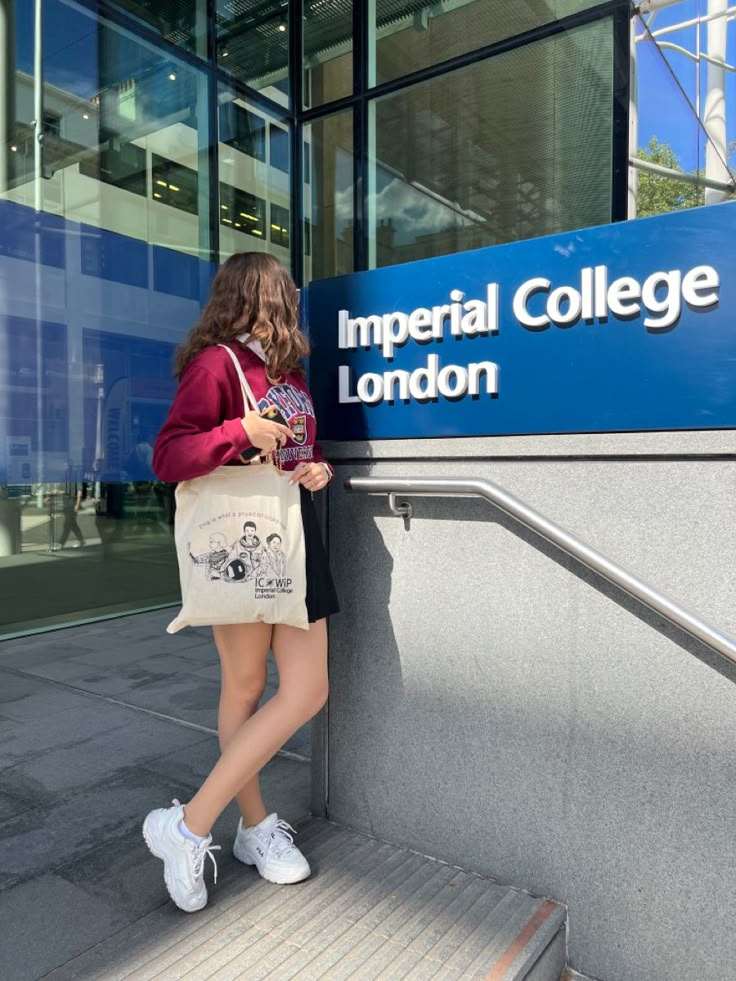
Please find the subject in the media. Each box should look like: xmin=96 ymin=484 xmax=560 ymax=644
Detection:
xmin=174 ymin=253 xmax=309 ymax=382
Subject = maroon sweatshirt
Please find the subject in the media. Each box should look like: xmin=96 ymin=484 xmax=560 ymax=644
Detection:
xmin=152 ymin=341 xmax=332 ymax=484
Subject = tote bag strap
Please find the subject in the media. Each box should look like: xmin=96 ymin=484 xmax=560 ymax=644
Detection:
xmin=217 ymin=343 xmax=260 ymax=415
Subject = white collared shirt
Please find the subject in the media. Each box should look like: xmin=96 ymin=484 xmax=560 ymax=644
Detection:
xmin=236 ymin=332 xmax=266 ymax=362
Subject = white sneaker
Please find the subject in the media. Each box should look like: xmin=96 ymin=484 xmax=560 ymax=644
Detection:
xmin=233 ymin=813 xmax=311 ymax=884
xmin=142 ymin=799 xmax=221 ymax=913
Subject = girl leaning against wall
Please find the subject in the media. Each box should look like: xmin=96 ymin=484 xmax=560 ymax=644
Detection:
xmin=143 ymin=252 xmax=339 ymax=912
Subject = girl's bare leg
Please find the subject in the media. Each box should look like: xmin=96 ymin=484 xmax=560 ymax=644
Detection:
xmin=183 ymin=619 xmax=328 ymax=836
xmin=212 ymin=622 xmax=272 ymax=828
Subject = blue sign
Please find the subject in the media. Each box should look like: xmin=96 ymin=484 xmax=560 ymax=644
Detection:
xmin=307 ymin=204 xmax=736 ymax=440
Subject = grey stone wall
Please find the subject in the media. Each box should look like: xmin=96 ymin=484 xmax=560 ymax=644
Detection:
xmin=318 ymin=431 xmax=736 ymax=981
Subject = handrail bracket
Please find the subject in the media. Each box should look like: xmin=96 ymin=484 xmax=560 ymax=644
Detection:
xmin=388 ymin=493 xmax=413 ymax=530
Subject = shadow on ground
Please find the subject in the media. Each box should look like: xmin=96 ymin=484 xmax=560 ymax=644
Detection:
xmin=0 ymin=610 xmax=311 ymax=981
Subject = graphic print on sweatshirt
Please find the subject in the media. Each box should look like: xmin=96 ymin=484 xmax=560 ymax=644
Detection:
xmin=189 ymin=514 xmax=292 ymax=600
xmin=257 ymin=384 xmax=314 ymax=460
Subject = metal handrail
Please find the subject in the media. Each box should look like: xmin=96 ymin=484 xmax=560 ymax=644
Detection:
xmin=344 ymin=475 xmax=736 ymax=666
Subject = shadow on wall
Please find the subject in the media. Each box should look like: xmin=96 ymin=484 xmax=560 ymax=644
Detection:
xmin=325 ymin=482 xmax=736 ymax=980
xmin=326 ymin=450 xmax=411 ymax=839
xmin=342 ymin=487 xmax=736 ymax=688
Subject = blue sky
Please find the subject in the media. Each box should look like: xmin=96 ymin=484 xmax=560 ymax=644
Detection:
xmin=635 ymin=0 xmax=735 ymax=171
xmin=17 ymin=2 xmax=101 ymax=98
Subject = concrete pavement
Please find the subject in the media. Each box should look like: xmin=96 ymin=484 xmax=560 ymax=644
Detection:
xmin=0 ymin=610 xmax=311 ymax=981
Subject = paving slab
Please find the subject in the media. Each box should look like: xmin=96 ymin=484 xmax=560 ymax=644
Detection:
xmin=4 ymin=714 xmax=210 ymax=799
xmin=0 ymin=787 xmax=38 ymax=823
xmin=18 ymin=653 xmax=204 ymax=697
xmin=0 ymin=873 xmax=125 ymax=981
xmin=0 ymin=698 xmax=140 ymax=770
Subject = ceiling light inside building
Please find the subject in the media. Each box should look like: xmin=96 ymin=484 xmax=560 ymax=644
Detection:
xmin=10 ymin=145 xmax=17 ymax=152
xmin=278 ymin=22 xmax=286 ymax=32
xmin=169 ymin=72 xmax=177 ymax=81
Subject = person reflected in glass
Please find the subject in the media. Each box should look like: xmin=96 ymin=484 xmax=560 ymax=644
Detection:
xmin=93 ymin=461 xmax=126 ymax=546
xmin=59 ymin=481 xmax=86 ymax=549
xmin=142 ymin=253 xmax=339 ymax=914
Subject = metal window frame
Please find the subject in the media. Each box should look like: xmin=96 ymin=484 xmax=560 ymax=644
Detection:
xmin=304 ymin=0 xmax=632 ymax=276
xmin=72 ymin=0 xmax=632 ymax=279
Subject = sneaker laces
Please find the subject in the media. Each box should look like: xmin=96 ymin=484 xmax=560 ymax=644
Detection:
xmin=171 ymin=799 xmax=221 ymax=884
xmin=270 ymin=818 xmax=297 ymax=858
xmin=191 ymin=839 xmax=221 ymax=884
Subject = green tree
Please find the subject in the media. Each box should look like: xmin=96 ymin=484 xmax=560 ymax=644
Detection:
xmin=636 ymin=136 xmax=704 ymax=217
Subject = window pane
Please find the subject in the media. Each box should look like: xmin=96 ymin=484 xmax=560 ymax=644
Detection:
xmin=152 ymin=155 xmax=199 ymax=215
xmin=303 ymin=2 xmax=353 ymax=108
xmin=220 ymin=181 xmax=266 ymax=238
xmin=216 ymin=1 xmax=289 ymax=106
xmin=373 ymin=0 xmax=605 ymax=84
xmin=269 ymin=124 xmax=289 ymax=174
xmin=217 ymin=85 xmax=291 ymax=266
xmin=3 ymin=0 xmax=212 ymax=260
xmin=369 ymin=20 xmax=613 ymax=268
xmin=0 ymin=1 xmax=214 ymax=632
xmin=106 ymin=1 xmax=208 ymax=57
xmin=304 ymin=112 xmax=354 ymax=282
xmin=219 ymin=102 xmax=267 ymax=161
xmin=79 ymin=143 xmax=148 ymax=197
xmin=271 ymin=203 xmax=290 ymax=248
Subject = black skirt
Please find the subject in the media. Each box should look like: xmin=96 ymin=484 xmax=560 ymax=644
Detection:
xmin=300 ymin=485 xmax=340 ymax=623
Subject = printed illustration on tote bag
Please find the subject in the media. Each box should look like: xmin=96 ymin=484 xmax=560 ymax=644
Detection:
xmin=188 ymin=508 xmax=296 ymax=601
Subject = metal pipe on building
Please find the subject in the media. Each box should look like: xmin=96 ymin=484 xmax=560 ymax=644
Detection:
xmin=630 ymin=153 xmax=735 ymax=191
xmin=704 ymin=0 xmax=731 ymax=203
xmin=0 ymin=0 xmax=16 ymax=193
xmin=34 ymin=0 xmax=44 ymax=506
xmin=33 ymin=0 xmax=43 ymax=208
xmin=629 ymin=13 xmax=639 ymax=219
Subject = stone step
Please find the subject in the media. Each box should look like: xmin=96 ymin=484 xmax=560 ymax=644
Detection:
xmin=46 ymin=816 xmax=567 ymax=981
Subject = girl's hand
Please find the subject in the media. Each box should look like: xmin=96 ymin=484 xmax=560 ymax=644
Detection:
xmin=242 ymin=412 xmax=293 ymax=454
xmin=289 ymin=462 xmax=331 ymax=491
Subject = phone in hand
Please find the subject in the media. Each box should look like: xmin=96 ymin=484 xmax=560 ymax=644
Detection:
xmin=241 ymin=404 xmax=290 ymax=461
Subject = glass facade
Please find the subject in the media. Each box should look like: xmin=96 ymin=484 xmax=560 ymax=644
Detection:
xmin=371 ymin=0 xmax=605 ymax=84
xmin=369 ymin=20 xmax=614 ymax=267
xmin=304 ymin=111 xmax=355 ymax=281
xmin=217 ymin=81 xmax=291 ymax=262
xmin=0 ymin=0 xmax=732 ymax=636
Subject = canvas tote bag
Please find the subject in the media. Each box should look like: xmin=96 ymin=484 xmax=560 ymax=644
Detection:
xmin=167 ymin=344 xmax=308 ymax=633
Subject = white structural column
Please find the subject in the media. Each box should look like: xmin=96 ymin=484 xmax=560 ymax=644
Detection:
xmin=704 ymin=0 xmax=730 ymax=202
xmin=34 ymin=0 xmax=44 ymax=506
xmin=0 ymin=0 xmax=15 ymax=193
xmin=33 ymin=0 xmax=44 ymax=207
xmin=629 ymin=16 xmax=639 ymax=218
